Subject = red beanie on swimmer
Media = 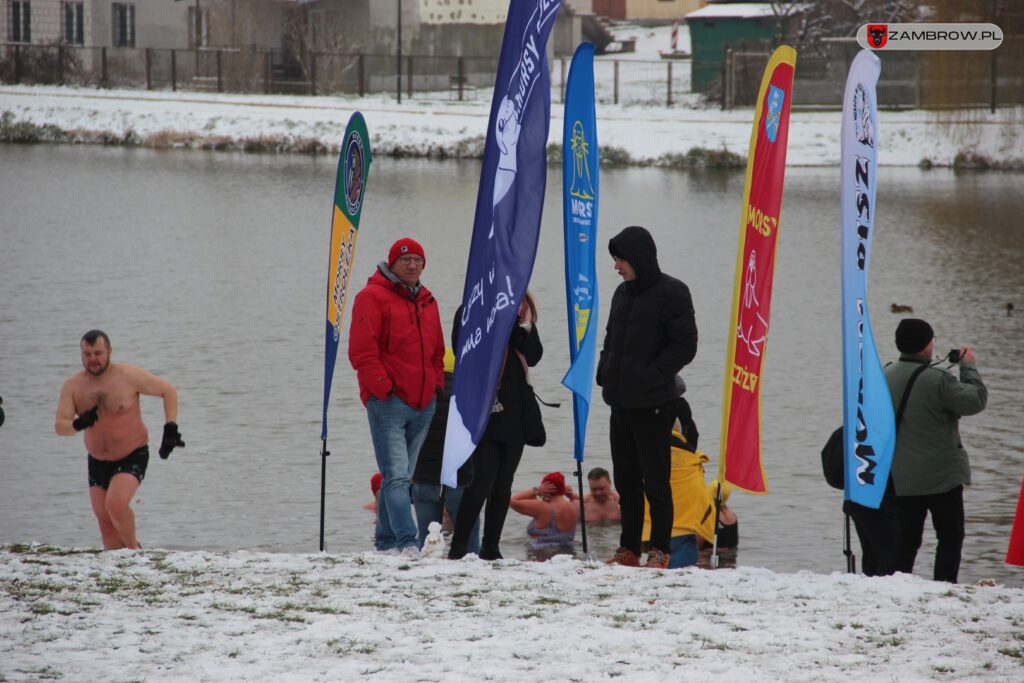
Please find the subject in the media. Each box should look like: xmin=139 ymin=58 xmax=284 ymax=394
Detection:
xmin=542 ymin=472 xmax=566 ymax=497
xmin=388 ymin=238 xmax=425 ymax=268
xmin=370 ymin=472 xmax=383 ymax=495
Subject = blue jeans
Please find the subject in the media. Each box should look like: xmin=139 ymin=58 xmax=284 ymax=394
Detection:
xmin=366 ymin=396 xmax=435 ymax=551
xmin=668 ymin=534 xmax=698 ymax=569
xmin=410 ymin=482 xmax=480 ymax=553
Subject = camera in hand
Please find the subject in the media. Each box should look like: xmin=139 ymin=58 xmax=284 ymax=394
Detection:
xmin=947 ymin=349 xmax=961 ymax=364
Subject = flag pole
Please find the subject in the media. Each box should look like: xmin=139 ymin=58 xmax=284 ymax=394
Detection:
xmin=844 ymin=512 xmax=856 ymax=573
xmin=710 ymin=480 xmax=722 ymax=570
xmin=574 ymin=463 xmax=590 ymax=558
xmin=561 ymin=41 xmax=598 ymax=563
xmin=319 ymin=111 xmax=372 ymax=552
xmin=319 ymin=440 xmax=330 ymax=552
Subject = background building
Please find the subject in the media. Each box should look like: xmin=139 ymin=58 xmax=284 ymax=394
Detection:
xmin=2 ymin=0 xmax=191 ymax=49
xmin=685 ymin=1 xmax=786 ymax=93
xmin=592 ymin=0 xmax=704 ymax=22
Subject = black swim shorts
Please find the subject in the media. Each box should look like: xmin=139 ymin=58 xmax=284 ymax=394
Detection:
xmin=87 ymin=446 xmax=149 ymax=489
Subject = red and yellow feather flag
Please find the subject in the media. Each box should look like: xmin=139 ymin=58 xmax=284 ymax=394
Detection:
xmin=1006 ymin=474 xmax=1024 ymax=566
xmin=717 ymin=46 xmax=796 ymax=494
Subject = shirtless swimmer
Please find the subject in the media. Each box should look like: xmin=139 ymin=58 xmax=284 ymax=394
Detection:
xmin=55 ymin=330 xmax=184 ymax=549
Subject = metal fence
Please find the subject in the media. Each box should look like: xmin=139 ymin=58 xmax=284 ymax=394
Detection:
xmin=0 ymin=42 xmax=691 ymax=107
xmin=3 ymin=41 xmax=1020 ymax=111
xmin=720 ymin=38 xmax=1024 ymax=111
xmin=0 ymin=43 xmax=502 ymax=100
xmin=593 ymin=58 xmax=689 ymax=107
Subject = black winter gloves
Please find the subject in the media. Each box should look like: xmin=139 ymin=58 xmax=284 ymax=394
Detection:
xmin=159 ymin=422 xmax=185 ymax=459
xmin=73 ymin=405 xmax=100 ymax=431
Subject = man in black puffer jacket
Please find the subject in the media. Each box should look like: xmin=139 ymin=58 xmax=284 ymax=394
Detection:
xmin=597 ymin=226 xmax=698 ymax=568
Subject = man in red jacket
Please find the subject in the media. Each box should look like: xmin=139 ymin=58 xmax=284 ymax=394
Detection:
xmin=348 ymin=238 xmax=445 ymax=557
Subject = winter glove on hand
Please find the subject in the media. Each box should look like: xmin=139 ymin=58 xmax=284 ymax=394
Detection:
xmin=72 ymin=405 xmax=100 ymax=431
xmin=159 ymin=421 xmax=185 ymax=459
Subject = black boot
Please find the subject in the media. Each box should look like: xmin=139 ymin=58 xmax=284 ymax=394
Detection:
xmin=448 ymin=542 xmax=468 ymax=560
xmin=478 ymin=546 xmax=503 ymax=561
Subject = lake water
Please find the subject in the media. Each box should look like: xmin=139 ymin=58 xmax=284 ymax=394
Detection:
xmin=2 ymin=144 xmax=1022 ymax=586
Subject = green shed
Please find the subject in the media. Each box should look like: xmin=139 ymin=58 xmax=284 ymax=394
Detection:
xmin=685 ymin=2 xmax=788 ymax=93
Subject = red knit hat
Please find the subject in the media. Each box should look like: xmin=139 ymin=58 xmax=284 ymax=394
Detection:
xmin=542 ymin=472 xmax=566 ymax=497
xmin=370 ymin=472 xmax=383 ymax=495
xmin=388 ymin=238 xmax=426 ymax=267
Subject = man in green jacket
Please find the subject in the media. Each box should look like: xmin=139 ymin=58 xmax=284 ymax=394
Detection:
xmin=886 ymin=318 xmax=987 ymax=583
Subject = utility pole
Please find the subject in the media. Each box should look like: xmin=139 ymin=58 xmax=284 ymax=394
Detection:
xmin=194 ymin=0 xmax=200 ymax=73
xmin=396 ymin=0 xmax=403 ymax=104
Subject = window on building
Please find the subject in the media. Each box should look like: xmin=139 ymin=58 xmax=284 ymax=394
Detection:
xmin=112 ymin=2 xmax=135 ymax=47
xmin=187 ymin=6 xmax=209 ymax=49
xmin=64 ymin=2 xmax=84 ymax=45
xmin=10 ymin=1 xmax=31 ymax=43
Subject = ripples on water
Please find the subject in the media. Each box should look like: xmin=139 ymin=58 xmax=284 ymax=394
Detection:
xmin=1 ymin=145 xmax=1021 ymax=585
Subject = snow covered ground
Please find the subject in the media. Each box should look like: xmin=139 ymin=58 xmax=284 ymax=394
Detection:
xmin=3 ymin=544 xmax=1024 ymax=682
xmin=2 ymin=20 xmax=1021 ymax=166
xmin=1 ymin=81 xmax=1021 ymax=168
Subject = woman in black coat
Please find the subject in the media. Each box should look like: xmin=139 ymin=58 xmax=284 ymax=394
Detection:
xmin=449 ymin=292 xmax=543 ymax=560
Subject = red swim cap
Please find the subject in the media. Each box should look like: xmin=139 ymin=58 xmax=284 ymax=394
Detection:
xmin=542 ymin=471 xmax=566 ymax=496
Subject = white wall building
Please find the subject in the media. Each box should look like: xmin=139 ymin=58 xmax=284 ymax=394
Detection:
xmin=3 ymin=0 xmax=191 ymax=49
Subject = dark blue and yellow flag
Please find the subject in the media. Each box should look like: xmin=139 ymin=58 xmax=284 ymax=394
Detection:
xmin=442 ymin=0 xmax=562 ymax=486
xmin=322 ymin=112 xmax=371 ymax=439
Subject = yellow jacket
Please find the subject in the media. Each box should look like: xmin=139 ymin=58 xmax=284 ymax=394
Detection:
xmin=642 ymin=431 xmax=716 ymax=544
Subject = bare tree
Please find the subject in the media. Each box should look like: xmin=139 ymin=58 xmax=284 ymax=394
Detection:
xmin=279 ymin=2 xmax=372 ymax=94
xmin=769 ymin=0 xmax=917 ymax=55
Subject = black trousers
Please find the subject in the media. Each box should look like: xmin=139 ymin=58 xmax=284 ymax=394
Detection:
xmin=894 ymin=485 xmax=965 ymax=583
xmin=451 ymin=438 xmax=524 ymax=556
xmin=609 ymin=404 xmax=675 ymax=555
xmin=844 ymin=501 xmax=898 ymax=577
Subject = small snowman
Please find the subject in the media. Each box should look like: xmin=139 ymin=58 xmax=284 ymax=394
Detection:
xmin=420 ymin=521 xmax=446 ymax=559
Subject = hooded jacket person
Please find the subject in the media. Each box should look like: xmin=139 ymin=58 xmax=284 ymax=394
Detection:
xmin=641 ymin=433 xmax=717 ymax=544
xmin=597 ymin=226 xmax=698 ymax=410
xmin=597 ymin=225 xmax=698 ymax=569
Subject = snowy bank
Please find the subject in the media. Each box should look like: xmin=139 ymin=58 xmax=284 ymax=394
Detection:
xmin=2 ymin=85 xmax=1022 ymax=168
xmin=3 ymin=544 xmax=1024 ymax=682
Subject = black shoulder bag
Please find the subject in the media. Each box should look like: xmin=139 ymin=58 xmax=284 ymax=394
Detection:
xmin=821 ymin=363 xmax=928 ymax=490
